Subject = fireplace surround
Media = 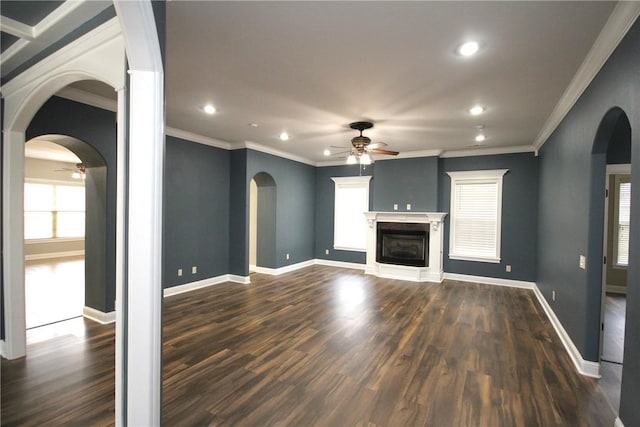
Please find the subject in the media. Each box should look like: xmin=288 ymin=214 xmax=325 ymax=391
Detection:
xmin=364 ymin=212 xmax=447 ymax=282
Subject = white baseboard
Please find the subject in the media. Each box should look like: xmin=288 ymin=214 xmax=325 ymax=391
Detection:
xmin=252 ymin=259 xmax=315 ymax=276
xmin=25 ymin=250 xmax=84 ymax=261
xmin=164 ymin=273 xmax=250 ymax=297
xmin=0 ymin=339 xmax=6 ymax=358
xmin=442 ymin=272 xmax=536 ymax=290
xmin=531 ymin=284 xmax=600 ymax=378
xmin=606 ymin=285 xmax=627 ymax=295
xmin=314 ymin=258 xmax=366 ymax=270
xmin=83 ymin=306 xmax=116 ymax=324
xmin=615 ymin=417 xmax=624 ymax=427
xmin=228 ymin=274 xmax=251 ymax=284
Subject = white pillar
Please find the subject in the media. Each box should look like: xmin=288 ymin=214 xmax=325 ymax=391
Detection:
xmin=2 ymin=130 xmax=26 ymax=359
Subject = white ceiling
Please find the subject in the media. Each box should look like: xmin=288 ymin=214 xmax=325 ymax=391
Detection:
xmin=25 ymin=139 xmax=81 ymax=163
xmin=165 ymin=1 xmax=616 ymax=163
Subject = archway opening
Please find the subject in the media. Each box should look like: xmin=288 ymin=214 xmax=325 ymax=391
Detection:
xmin=590 ymin=107 xmax=632 ymax=412
xmin=23 ymin=135 xmax=108 ymax=330
xmin=249 ymin=172 xmax=277 ymax=272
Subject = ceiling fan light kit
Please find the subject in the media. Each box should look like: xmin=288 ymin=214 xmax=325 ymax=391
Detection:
xmin=342 ymin=121 xmax=399 ymax=165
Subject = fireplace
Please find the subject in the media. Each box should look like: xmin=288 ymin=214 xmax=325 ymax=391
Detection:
xmin=363 ymin=212 xmax=447 ymax=283
xmin=376 ymin=222 xmax=429 ymax=267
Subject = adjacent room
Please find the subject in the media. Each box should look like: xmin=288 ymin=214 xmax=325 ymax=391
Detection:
xmin=1 ymin=1 xmax=639 ymax=426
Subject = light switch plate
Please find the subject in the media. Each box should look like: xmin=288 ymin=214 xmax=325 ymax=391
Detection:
xmin=579 ymin=255 xmax=586 ymax=270
xmin=406 ymin=203 xmax=411 ymax=210
xmin=393 ymin=204 xmax=398 ymax=211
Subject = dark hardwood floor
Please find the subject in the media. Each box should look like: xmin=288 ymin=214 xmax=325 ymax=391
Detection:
xmin=600 ymin=293 xmax=626 ymax=411
xmin=2 ymin=265 xmax=616 ymax=426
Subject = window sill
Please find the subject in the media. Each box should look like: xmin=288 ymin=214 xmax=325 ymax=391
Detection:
xmin=449 ymin=254 xmax=501 ymax=264
xmin=25 ymin=237 xmax=85 ymax=244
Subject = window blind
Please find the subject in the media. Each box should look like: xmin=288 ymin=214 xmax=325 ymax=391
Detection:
xmin=617 ymin=181 xmax=631 ymax=266
xmin=332 ymin=176 xmax=371 ymax=252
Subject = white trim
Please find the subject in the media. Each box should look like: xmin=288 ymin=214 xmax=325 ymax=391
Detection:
xmin=443 ymin=272 xmax=535 ymax=290
xmin=233 ymin=141 xmax=316 ymax=167
xmin=0 ymin=15 xmax=35 ymax=40
xmin=331 ymin=176 xmax=372 ymax=253
xmin=440 ymin=145 xmax=535 ymax=158
xmin=447 ymin=169 xmax=508 ymax=263
xmin=25 ymin=250 xmax=84 ymax=261
xmin=531 ymin=284 xmax=601 ymax=378
xmin=615 ymin=417 xmax=625 ymax=427
xmin=167 ymin=128 xmax=231 ymax=150
xmin=606 ymin=164 xmax=631 ymax=175
xmin=83 ymin=306 xmax=116 ymax=324
xmin=252 ymin=260 xmax=315 ymax=276
xmin=229 ymin=275 xmax=251 ymax=284
xmin=56 ymin=86 xmax=117 ymax=112
xmin=314 ymin=259 xmax=366 ymax=270
xmin=333 ymin=246 xmax=367 ymax=253
xmin=25 ymin=237 xmax=84 ymax=244
xmin=606 ymin=285 xmax=627 ymax=295
xmin=164 ymin=275 xmax=230 ymax=297
xmin=534 ymin=2 xmax=640 ymax=150
xmin=0 ymin=340 xmax=6 ymax=358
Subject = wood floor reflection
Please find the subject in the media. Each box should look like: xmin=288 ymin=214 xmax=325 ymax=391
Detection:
xmin=2 ymin=265 xmax=616 ymax=426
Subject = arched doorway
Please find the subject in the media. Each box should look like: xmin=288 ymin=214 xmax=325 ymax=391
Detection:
xmin=249 ymin=172 xmax=277 ymax=272
xmin=589 ymin=107 xmax=632 ymax=411
xmin=23 ymin=135 xmax=109 ymax=329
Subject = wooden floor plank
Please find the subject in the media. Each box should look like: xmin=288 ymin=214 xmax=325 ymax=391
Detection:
xmin=1 ymin=265 xmax=616 ymax=426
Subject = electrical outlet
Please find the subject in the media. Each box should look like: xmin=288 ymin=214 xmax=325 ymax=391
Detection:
xmin=192 ymin=266 xmax=197 ymax=274
xmin=406 ymin=203 xmax=411 ymax=211
xmin=505 ymin=265 xmax=511 ymax=272
xmin=393 ymin=204 xmax=398 ymax=211
xmin=286 ymin=253 xmax=290 ymax=260
xmin=552 ymin=290 xmax=556 ymax=301
xmin=177 ymin=268 xmax=183 ymax=277
xmin=579 ymin=255 xmax=586 ymax=270
xmin=325 ymin=249 xmax=329 ymax=255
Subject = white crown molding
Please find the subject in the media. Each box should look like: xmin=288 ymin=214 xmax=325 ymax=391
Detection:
xmin=56 ymin=86 xmax=117 ymax=112
xmin=33 ymin=0 xmax=86 ymax=38
xmin=233 ymin=141 xmax=317 ymax=167
xmin=0 ymin=15 xmax=35 ymax=40
xmin=166 ymin=128 xmax=231 ymax=150
xmin=1 ymin=17 xmax=123 ymax=97
xmin=83 ymin=306 xmax=116 ymax=324
xmin=606 ymin=163 xmax=631 ymax=175
xmin=534 ymin=2 xmax=640 ymax=151
xmin=440 ymin=145 xmax=536 ymax=158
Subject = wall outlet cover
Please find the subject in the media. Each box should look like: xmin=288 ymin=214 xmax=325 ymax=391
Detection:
xmin=177 ymin=268 xmax=183 ymax=277
xmin=192 ymin=266 xmax=197 ymax=274
xmin=579 ymin=255 xmax=586 ymax=270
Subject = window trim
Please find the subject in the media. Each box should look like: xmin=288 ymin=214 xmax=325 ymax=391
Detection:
xmin=331 ymin=175 xmax=372 ymax=252
xmin=24 ymin=181 xmax=86 ymax=240
xmin=612 ymin=175 xmax=631 ymax=269
xmin=446 ymin=169 xmax=508 ymax=263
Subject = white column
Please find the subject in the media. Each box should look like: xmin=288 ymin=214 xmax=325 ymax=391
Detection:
xmin=2 ymin=130 xmax=26 ymax=359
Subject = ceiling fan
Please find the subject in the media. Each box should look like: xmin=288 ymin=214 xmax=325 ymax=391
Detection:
xmin=55 ymin=163 xmax=86 ymax=180
xmin=337 ymin=121 xmax=399 ymax=165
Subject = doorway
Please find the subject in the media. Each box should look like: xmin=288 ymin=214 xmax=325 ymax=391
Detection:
xmin=248 ymin=173 xmax=277 ymax=272
xmin=591 ymin=107 xmax=631 ymax=412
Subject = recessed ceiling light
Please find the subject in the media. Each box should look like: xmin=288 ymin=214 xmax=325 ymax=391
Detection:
xmin=249 ymin=123 xmax=259 ymax=128
xmin=203 ymin=104 xmax=216 ymax=114
xmin=469 ymin=105 xmax=485 ymax=116
xmin=475 ymin=134 xmax=486 ymax=142
xmin=323 ymin=149 xmax=331 ymax=156
xmin=279 ymin=132 xmax=290 ymax=141
xmin=458 ymin=41 xmax=480 ymax=57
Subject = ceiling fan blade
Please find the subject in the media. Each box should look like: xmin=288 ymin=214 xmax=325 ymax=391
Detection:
xmin=330 ymin=145 xmax=348 ymax=148
xmin=369 ymin=148 xmax=399 ymax=155
xmin=368 ymin=141 xmax=388 ymax=149
xmin=332 ymin=150 xmax=352 ymax=155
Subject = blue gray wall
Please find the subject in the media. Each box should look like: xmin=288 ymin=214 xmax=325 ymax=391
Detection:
xmin=314 ymin=164 xmax=374 ymax=264
xmin=27 ymin=96 xmax=117 ymax=313
xmin=439 ymin=153 xmax=538 ymax=282
xmin=373 ymin=156 xmax=438 ymax=212
xmin=536 ymin=17 xmax=639 ymax=426
xmin=163 ymin=136 xmax=230 ymax=287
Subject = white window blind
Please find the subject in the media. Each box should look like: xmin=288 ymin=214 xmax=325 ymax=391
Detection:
xmin=447 ymin=170 xmax=508 ymax=263
xmin=331 ymin=176 xmax=371 ymax=252
xmin=24 ymin=182 xmax=85 ymax=240
xmin=616 ymin=180 xmax=631 ymax=266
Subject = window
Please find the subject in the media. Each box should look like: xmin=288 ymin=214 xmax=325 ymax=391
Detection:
xmin=331 ymin=176 xmax=371 ymax=252
xmin=614 ymin=176 xmax=631 ymax=267
xmin=24 ymin=182 xmax=85 ymax=240
xmin=447 ymin=169 xmax=508 ymax=263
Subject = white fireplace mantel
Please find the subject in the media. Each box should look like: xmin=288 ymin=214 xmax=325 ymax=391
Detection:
xmin=363 ymin=211 xmax=447 ymax=283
